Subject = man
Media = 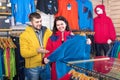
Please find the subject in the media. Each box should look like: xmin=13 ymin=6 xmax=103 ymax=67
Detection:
xmin=20 ymin=12 xmax=52 ymax=80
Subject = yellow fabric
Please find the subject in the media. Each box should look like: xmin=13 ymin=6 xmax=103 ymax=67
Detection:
xmin=20 ymin=26 xmax=52 ymax=68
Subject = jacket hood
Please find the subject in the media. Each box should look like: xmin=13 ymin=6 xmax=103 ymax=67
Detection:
xmin=94 ymin=4 xmax=106 ymax=16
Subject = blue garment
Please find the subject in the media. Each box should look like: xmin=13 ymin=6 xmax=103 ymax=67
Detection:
xmin=10 ymin=0 xmax=36 ymax=24
xmin=108 ymin=41 xmax=120 ymax=57
xmin=48 ymin=35 xmax=93 ymax=79
xmin=0 ymin=48 xmax=3 ymax=80
xmin=76 ymin=0 xmax=93 ymax=31
xmin=25 ymin=64 xmax=51 ymax=80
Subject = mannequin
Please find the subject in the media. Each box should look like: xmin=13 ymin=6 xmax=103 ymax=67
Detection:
xmin=96 ymin=7 xmax=103 ymax=14
xmin=94 ymin=4 xmax=116 ymax=56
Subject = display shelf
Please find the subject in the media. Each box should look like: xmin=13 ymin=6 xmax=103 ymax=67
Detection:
xmin=0 ymin=12 xmax=11 ymax=16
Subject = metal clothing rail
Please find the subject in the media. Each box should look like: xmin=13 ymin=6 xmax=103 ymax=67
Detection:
xmin=0 ymin=28 xmax=25 ymax=37
xmin=68 ymin=58 xmax=110 ymax=64
xmin=72 ymin=30 xmax=95 ymax=35
xmin=67 ymin=63 xmax=119 ymax=80
xmin=60 ymin=58 xmax=119 ymax=80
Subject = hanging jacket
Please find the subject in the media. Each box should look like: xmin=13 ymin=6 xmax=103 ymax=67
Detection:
xmin=55 ymin=0 xmax=79 ymax=30
xmin=36 ymin=0 xmax=58 ymax=14
xmin=76 ymin=0 xmax=93 ymax=31
xmin=94 ymin=4 xmax=116 ymax=44
xmin=10 ymin=0 xmax=36 ymax=24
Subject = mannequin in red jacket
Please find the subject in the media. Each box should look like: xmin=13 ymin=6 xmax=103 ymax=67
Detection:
xmin=94 ymin=4 xmax=116 ymax=56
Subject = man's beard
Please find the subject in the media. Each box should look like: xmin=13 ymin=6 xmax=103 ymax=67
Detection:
xmin=34 ymin=25 xmax=42 ymax=30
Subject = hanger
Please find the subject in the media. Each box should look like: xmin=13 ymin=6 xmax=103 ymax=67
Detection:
xmin=68 ymin=69 xmax=96 ymax=80
xmin=8 ymin=38 xmax=16 ymax=48
xmin=0 ymin=38 xmax=4 ymax=49
xmin=3 ymin=38 xmax=10 ymax=48
xmin=0 ymin=37 xmax=16 ymax=49
xmin=72 ymin=30 xmax=95 ymax=36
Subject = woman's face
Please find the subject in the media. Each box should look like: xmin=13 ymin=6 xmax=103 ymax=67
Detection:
xmin=56 ymin=20 xmax=66 ymax=32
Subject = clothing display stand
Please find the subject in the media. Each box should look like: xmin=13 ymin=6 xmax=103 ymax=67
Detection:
xmin=62 ymin=58 xmax=119 ymax=80
xmin=67 ymin=57 xmax=110 ymax=64
xmin=0 ymin=29 xmax=12 ymax=37
xmin=0 ymin=28 xmax=24 ymax=38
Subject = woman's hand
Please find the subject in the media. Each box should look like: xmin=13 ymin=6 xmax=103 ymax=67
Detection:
xmin=44 ymin=58 xmax=50 ymax=64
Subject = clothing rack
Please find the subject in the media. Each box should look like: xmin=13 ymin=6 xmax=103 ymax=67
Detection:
xmin=0 ymin=29 xmax=12 ymax=37
xmin=72 ymin=30 xmax=94 ymax=35
xmin=68 ymin=57 xmax=110 ymax=64
xmin=61 ymin=58 xmax=119 ymax=80
xmin=66 ymin=63 xmax=119 ymax=80
xmin=0 ymin=28 xmax=25 ymax=37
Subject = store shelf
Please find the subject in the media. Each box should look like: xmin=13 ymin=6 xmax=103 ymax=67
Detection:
xmin=0 ymin=12 xmax=11 ymax=16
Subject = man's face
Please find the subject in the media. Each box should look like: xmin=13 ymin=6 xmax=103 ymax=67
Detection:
xmin=31 ymin=17 xmax=42 ymax=30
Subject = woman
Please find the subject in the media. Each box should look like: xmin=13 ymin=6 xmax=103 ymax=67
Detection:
xmin=44 ymin=16 xmax=74 ymax=80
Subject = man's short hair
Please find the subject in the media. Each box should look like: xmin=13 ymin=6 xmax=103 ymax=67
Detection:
xmin=29 ymin=12 xmax=41 ymax=21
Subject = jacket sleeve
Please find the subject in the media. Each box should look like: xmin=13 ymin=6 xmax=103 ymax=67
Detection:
xmin=45 ymin=38 xmax=53 ymax=58
xmin=109 ymin=18 xmax=116 ymax=41
xmin=20 ymin=33 xmax=38 ymax=58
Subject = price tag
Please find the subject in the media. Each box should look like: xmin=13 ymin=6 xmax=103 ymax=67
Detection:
xmin=67 ymin=3 xmax=71 ymax=10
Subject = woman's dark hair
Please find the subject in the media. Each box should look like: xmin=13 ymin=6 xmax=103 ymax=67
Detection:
xmin=29 ymin=12 xmax=41 ymax=21
xmin=53 ymin=16 xmax=70 ymax=34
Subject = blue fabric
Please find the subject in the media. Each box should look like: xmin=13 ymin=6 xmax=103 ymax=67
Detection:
xmin=25 ymin=64 xmax=51 ymax=80
xmin=0 ymin=48 xmax=3 ymax=80
xmin=108 ymin=41 xmax=120 ymax=57
xmin=48 ymin=35 xmax=93 ymax=79
xmin=10 ymin=0 xmax=36 ymax=24
xmin=76 ymin=0 xmax=93 ymax=31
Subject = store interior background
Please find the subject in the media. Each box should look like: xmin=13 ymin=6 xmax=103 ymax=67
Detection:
xmin=0 ymin=0 xmax=120 ymax=37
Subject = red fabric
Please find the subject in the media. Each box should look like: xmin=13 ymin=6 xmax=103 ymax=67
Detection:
xmin=6 ymin=48 xmax=10 ymax=77
xmin=45 ymin=31 xmax=71 ymax=58
xmin=59 ymin=73 xmax=71 ymax=80
xmin=45 ymin=31 xmax=71 ymax=80
xmin=93 ymin=56 xmax=114 ymax=74
xmin=55 ymin=0 xmax=79 ymax=30
xmin=94 ymin=4 xmax=116 ymax=44
xmin=51 ymin=62 xmax=57 ymax=80
xmin=118 ymin=52 xmax=120 ymax=59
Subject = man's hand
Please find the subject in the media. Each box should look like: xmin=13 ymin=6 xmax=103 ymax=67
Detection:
xmin=37 ymin=48 xmax=49 ymax=53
